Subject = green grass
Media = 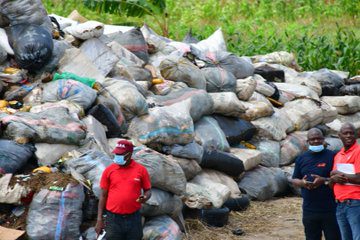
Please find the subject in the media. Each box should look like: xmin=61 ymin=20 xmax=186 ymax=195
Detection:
xmin=43 ymin=0 xmax=360 ymax=75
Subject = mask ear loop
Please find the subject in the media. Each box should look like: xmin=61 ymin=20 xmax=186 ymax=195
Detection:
xmin=124 ymin=152 xmax=132 ymax=160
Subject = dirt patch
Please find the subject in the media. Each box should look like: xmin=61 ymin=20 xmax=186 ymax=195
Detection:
xmin=9 ymin=172 xmax=78 ymax=194
xmin=184 ymin=197 xmax=304 ymax=240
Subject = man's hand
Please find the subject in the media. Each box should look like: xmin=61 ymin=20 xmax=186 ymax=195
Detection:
xmin=302 ymin=175 xmax=313 ymax=190
xmin=136 ymin=195 xmax=147 ymax=203
xmin=330 ymin=170 xmax=343 ymax=176
xmin=95 ymin=219 xmax=104 ymax=236
xmin=330 ymin=170 xmax=348 ymax=184
xmin=330 ymin=173 xmax=348 ymax=184
xmin=311 ymin=174 xmax=326 ymax=189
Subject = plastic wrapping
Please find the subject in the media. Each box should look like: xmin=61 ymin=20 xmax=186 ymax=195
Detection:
xmin=162 ymin=141 xmax=204 ymax=161
xmin=39 ymin=40 xmax=72 ymax=73
xmin=0 ymin=0 xmax=52 ymax=33
xmin=252 ymin=109 xmax=293 ymax=141
xmin=0 ymin=139 xmax=35 ymax=173
xmin=26 ymin=184 xmax=85 ymax=240
xmin=230 ymin=148 xmax=262 ymax=171
xmin=195 ymin=116 xmax=230 ymax=152
xmin=7 ymin=24 xmax=53 ymax=71
xmin=251 ymin=51 xmax=300 ymax=70
xmin=88 ymin=104 xmax=125 ymax=138
xmin=193 ymin=169 xmax=241 ymax=198
xmin=64 ymin=21 xmax=104 ymax=40
xmin=160 ymin=55 xmax=206 ymax=89
xmin=340 ymin=84 xmax=360 ymax=96
xmin=170 ymin=156 xmax=202 ymax=180
xmin=115 ymin=28 xmax=149 ymax=63
xmin=128 ymin=102 xmax=194 ymax=146
xmin=236 ymin=76 xmax=257 ymax=101
xmin=100 ymin=78 xmax=148 ymax=121
xmin=238 ymin=166 xmax=288 ymax=201
xmin=107 ymin=41 xmax=144 ymax=67
xmin=143 ymin=215 xmax=182 ymax=240
xmin=190 ymin=28 xmax=227 ymax=54
xmin=42 ymin=79 xmax=97 ymax=110
xmin=252 ymin=139 xmax=281 ymax=167
xmin=0 ymin=107 xmax=86 ymax=145
xmin=80 ymin=38 xmax=119 ymax=76
xmin=274 ymin=82 xmax=320 ymax=100
xmin=201 ymin=67 xmax=236 ymax=92
xmin=185 ymin=181 xmax=230 ymax=209
xmin=64 ymin=150 xmax=112 ymax=198
xmin=58 ymin=48 xmax=105 ymax=84
xmin=147 ymin=88 xmax=213 ymax=122
xmin=321 ymin=96 xmax=360 ymax=114
xmin=209 ymin=92 xmax=247 ymax=118
xmin=213 ymin=115 xmax=257 ymax=145
xmin=141 ymin=188 xmax=182 ymax=217
xmin=35 ymin=143 xmax=78 ymax=166
xmin=200 ymin=149 xmax=245 ymax=177
xmin=133 ymin=147 xmax=187 ymax=195
xmin=304 ymin=68 xmax=345 ymax=96
xmin=280 ymin=132 xmax=308 ymax=166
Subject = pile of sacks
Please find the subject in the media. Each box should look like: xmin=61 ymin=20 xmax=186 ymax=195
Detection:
xmin=0 ymin=0 xmax=359 ymax=239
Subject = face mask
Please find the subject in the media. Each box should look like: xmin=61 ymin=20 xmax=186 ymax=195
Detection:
xmin=113 ymin=155 xmax=126 ymax=165
xmin=309 ymin=145 xmax=324 ymax=152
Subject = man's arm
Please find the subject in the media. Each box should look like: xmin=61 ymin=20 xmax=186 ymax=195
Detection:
xmin=346 ymin=173 xmax=360 ymax=184
xmin=95 ymin=189 xmax=108 ymax=236
xmin=137 ymin=189 xmax=152 ymax=203
xmin=331 ymin=170 xmax=360 ymax=184
xmin=290 ymin=175 xmax=313 ymax=190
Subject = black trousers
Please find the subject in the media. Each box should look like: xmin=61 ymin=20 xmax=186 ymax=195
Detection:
xmin=105 ymin=210 xmax=143 ymax=240
xmin=302 ymin=210 xmax=341 ymax=240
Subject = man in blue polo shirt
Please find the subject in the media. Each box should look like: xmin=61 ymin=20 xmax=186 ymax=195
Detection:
xmin=291 ymin=128 xmax=340 ymax=240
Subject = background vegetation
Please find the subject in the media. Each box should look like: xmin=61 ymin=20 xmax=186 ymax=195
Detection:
xmin=44 ymin=0 xmax=359 ymax=75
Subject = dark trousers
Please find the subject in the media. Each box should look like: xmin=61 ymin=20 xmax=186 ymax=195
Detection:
xmin=105 ymin=210 xmax=143 ymax=240
xmin=302 ymin=210 xmax=341 ymax=240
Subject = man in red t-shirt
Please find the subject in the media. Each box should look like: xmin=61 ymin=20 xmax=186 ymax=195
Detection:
xmin=95 ymin=139 xmax=151 ymax=240
xmin=331 ymin=123 xmax=360 ymax=240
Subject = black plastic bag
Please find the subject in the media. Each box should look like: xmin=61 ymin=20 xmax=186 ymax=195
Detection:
xmin=88 ymin=104 xmax=124 ymax=138
xmin=340 ymin=84 xmax=360 ymax=96
xmin=0 ymin=139 xmax=35 ymax=173
xmin=200 ymin=149 xmax=244 ymax=177
xmin=7 ymin=24 xmax=53 ymax=71
xmin=213 ymin=115 xmax=257 ymax=145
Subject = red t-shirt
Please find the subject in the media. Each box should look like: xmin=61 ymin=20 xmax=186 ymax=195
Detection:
xmin=100 ymin=160 xmax=151 ymax=214
xmin=333 ymin=143 xmax=360 ymax=201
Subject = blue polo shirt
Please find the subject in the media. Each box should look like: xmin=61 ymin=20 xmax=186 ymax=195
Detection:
xmin=292 ymin=149 xmax=337 ymax=213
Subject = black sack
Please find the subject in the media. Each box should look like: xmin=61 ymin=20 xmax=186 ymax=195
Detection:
xmin=340 ymin=84 xmax=360 ymax=96
xmin=200 ymin=149 xmax=245 ymax=177
xmin=0 ymin=139 xmax=35 ymax=173
xmin=87 ymin=104 xmax=124 ymax=138
xmin=7 ymin=24 xmax=53 ymax=71
xmin=254 ymin=65 xmax=285 ymax=82
xmin=213 ymin=115 xmax=257 ymax=145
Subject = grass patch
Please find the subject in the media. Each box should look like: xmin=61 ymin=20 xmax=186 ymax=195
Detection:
xmin=43 ymin=0 xmax=360 ymax=75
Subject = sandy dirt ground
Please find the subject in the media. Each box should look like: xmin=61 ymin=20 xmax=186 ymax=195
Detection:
xmin=185 ymin=197 xmax=304 ymax=240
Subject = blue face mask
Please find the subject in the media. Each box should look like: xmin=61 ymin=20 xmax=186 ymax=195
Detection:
xmin=309 ymin=145 xmax=324 ymax=152
xmin=113 ymin=155 xmax=126 ymax=165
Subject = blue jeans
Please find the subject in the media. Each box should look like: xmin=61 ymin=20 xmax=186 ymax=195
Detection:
xmin=302 ymin=210 xmax=341 ymax=240
xmin=336 ymin=199 xmax=360 ymax=240
xmin=105 ymin=210 xmax=143 ymax=240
